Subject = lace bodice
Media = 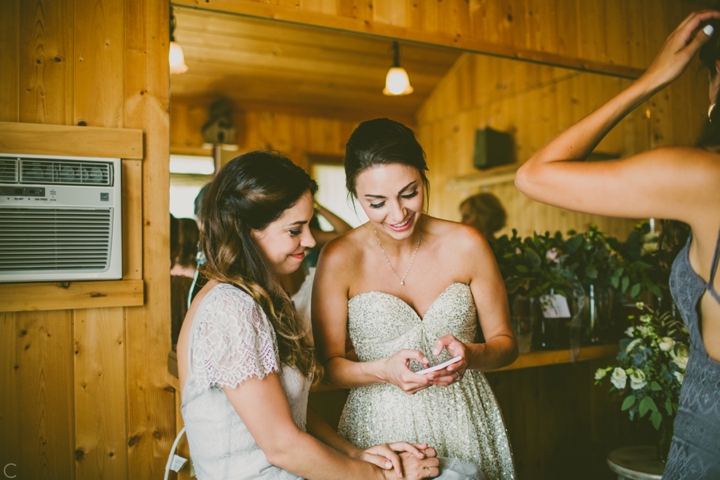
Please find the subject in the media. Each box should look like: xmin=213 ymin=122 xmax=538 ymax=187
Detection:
xmin=348 ymin=282 xmax=478 ymax=364
xmin=181 ymin=283 xmax=309 ymax=480
xmin=340 ymin=283 xmax=515 ymax=480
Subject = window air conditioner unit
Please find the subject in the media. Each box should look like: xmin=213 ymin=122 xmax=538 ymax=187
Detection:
xmin=0 ymin=153 xmax=122 ymax=283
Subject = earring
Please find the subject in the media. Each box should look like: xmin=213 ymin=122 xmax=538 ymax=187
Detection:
xmin=709 ymin=103 xmax=716 ymax=121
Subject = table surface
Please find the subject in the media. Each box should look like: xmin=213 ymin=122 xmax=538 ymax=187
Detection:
xmin=607 ymin=446 xmax=665 ymax=480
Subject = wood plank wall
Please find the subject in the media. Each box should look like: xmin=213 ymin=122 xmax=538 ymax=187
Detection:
xmin=416 ymin=50 xmax=707 ymax=239
xmin=175 ymin=0 xmax=716 ymax=78
xmin=170 ymin=96 xmax=361 ymax=169
xmin=0 ymin=1 xmax=174 ymax=479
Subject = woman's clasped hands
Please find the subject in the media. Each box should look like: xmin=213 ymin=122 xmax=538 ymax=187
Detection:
xmin=354 ymin=442 xmax=440 ymax=479
xmin=382 ymin=335 xmax=470 ymax=394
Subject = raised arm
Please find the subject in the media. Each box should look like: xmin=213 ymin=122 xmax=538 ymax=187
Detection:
xmin=311 ymin=204 xmax=353 ymax=247
xmin=515 ymin=11 xmax=720 ymax=225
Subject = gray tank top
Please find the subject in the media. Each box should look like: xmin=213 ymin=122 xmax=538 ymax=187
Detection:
xmin=664 ymin=229 xmax=720 ymax=479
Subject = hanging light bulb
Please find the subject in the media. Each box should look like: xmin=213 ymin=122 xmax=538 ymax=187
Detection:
xmin=169 ymin=10 xmax=188 ymax=75
xmin=383 ymin=41 xmax=413 ymax=96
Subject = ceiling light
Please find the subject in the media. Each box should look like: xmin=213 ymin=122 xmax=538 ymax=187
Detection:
xmin=383 ymin=41 xmax=413 ymax=96
xmin=169 ymin=10 xmax=188 ymax=75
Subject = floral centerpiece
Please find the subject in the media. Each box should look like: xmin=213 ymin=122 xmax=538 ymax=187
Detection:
xmin=594 ymin=302 xmax=689 ymax=460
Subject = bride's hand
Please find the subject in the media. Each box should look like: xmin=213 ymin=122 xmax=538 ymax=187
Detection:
xmin=641 ymin=10 xmax=720 ymax=91
xmin=383 ymin=349 xmax=432 ymax=394
xmin=381 ymin=452 xmax=440 ymax=480
xmin=356 ymin=442 xmax=432 ymax=478
xmin=429 ymin=335 xmax=468 ymax=387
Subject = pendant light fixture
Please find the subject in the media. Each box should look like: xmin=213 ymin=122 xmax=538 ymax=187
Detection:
xmin=383 ymin=41 xmax=413 ymax=96
xmin=169 ymin=9 xmax=188 ymax=75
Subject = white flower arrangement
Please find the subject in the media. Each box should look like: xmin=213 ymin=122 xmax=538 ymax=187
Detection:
xmin=595 ymin=304 xmax=689 ymax=431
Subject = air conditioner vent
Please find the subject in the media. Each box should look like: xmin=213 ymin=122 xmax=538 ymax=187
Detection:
xmin=0 ymin=158 xmax=18 ymax=183
xmin=0 ymin=208 xmax=112 ymax=271
xmin=20 ymin=158 xmax=112 ymax=186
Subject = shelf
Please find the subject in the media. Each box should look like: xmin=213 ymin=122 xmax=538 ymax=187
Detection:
xmin=0 ymin=121 xmax=143 ymax=159
xmin=487 ymin=344 xmax=619 ymax=373
xmin=446 ymin=164 xmax=519 ymax=191
xmin=0 ymin=279 xmax=144 ymax=313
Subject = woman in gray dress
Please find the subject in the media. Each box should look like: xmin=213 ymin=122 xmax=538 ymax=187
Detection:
xmin=515 ymin=10 xmax=720 ymax=479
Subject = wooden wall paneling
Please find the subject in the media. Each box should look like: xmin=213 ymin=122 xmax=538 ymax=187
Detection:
xmin=408 ymin=0 xmax=439 ymax=33
xmin=73 ymin=308 xmax=127 ymax=479
xmin=19 ymin=0 xmax=74 ymax=125
xmin=173 ymin=0 xmax=645 ymax=78
xmin=486 ymin=359 xmax=625 ymax=479
xmin=0 ymin=122 xmax=143 ymax=159
xmin=373 ymin=0 xmax=406 ymax=27
xmin=0 ymin=280 xmax=144 ymax=313
xmin=0 ymin=0 xmax=20 ymax=122
xmin=0 ymin=313 xmax=20 ymax=478
xmin=17 ymin=311 xmax=75 ymax=480
xmin=300 ymin=0 xmax=336 ymax=16
xmin=74 ymin=0 xmax=124 ymax=128
xmin=625 ymin=0 xmax=648 ymax=69
xmin=124 ymin=0 xmax=175 ymax=477
xmin=525 ymin=0 xmax=557 ymax=53
xmin=438 ymin=0 xmax=471 ymax=41
xmin=603 ymin=0 xmax=629 ymax=69
xmin=553 ymin=0 xmax=579 ymax=58
xmin=576 ymin=0 xmax=606 ymax=63
xmin=122 ymin=160 xmax=143 ymax=279
xmin=337 ymin=0 xmax=374 ymax=23
xmin=169 ymin=97 xmax=211 ymax=153
xmin=417 ymin=53 xmax=640 ymax=238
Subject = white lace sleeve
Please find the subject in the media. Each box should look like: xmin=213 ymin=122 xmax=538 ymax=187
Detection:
xmin=190 ymin=284 xmax=279 ymax=390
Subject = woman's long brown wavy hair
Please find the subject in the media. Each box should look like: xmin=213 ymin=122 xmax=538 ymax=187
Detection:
xmin=199 ymin=151 xmax=321 ymax=380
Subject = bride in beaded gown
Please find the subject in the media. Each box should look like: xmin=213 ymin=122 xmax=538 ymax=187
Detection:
xmin=337 ymin=283 xmax=515 ymax=479
xmin=312 ymin=118 xmax=517 ymax=479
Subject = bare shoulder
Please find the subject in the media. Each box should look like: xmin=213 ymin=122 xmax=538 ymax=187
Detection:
xmin=316 ymin=226 xmax=367 ymax=274
xmin=423 ymin=217 xmax=494 ymax=277
xmin=644 ymin=146 xmax=720 ymax=178
xmin=425 ymin=216 xmax=491 ymax=253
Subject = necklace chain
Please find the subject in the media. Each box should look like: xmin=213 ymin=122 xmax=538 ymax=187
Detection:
xmin=373 ymin=227 xmax=422 ymax=286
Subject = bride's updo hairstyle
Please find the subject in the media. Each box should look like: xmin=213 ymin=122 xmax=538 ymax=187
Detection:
xmin=199 ymin=151 xmax=321 ymax=379
xmin=345 ymin=118 xmax=430 ymax=203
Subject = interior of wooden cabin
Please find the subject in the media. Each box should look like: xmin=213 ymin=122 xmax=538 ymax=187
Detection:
xmin=0 ymin=0 xmax=713 ymax=479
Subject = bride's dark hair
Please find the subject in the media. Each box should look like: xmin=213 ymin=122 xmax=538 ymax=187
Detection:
xmin=344 ymin=118 xmax=430 ymax=203
xmin=199 ymin=151 xmax=321 ymax=379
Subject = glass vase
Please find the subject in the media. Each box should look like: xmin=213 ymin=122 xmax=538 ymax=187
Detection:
xmin=509 ymin=294 xmax=539 ymax=353
xmin=582 ymin=283 xmax=613 ymax=345
xmin=532 ymin=284 xmax=584 ymax=351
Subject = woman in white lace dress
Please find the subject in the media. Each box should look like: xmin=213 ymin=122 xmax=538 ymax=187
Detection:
xmin=176 ymin=151 xmax=446 ymax=480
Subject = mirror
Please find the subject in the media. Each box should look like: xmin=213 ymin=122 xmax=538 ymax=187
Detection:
xmin=166 ymin=6 xmax=656 ymax=346
xmin=168 ymin=6 xmax=645 ymax=243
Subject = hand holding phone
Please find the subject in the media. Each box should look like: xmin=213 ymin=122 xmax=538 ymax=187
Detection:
xmin=415 ymin=356 xmax=463 ymax=375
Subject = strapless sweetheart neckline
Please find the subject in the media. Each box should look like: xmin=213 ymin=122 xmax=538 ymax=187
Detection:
xmin=349 ymin=282 xmax=469 ymax=320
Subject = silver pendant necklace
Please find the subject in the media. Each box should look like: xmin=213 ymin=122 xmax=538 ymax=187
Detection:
xmin=373 ymin=225 xmax=422 ymax=286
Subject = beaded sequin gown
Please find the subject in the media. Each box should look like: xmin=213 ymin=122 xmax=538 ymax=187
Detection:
xmin=338 ymin=283 xmax=516 ymax=480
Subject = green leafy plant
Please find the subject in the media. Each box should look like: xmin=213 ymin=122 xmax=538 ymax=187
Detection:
xmin=607 ymin=221 xmax=666 ymax=300
xmin=493 ymin=230 xmax=574 ymax=298
xmin=562 ymin=224 xmax=622 ymax=291
xmin=594 ymin=303 xmax=688 ymax=440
